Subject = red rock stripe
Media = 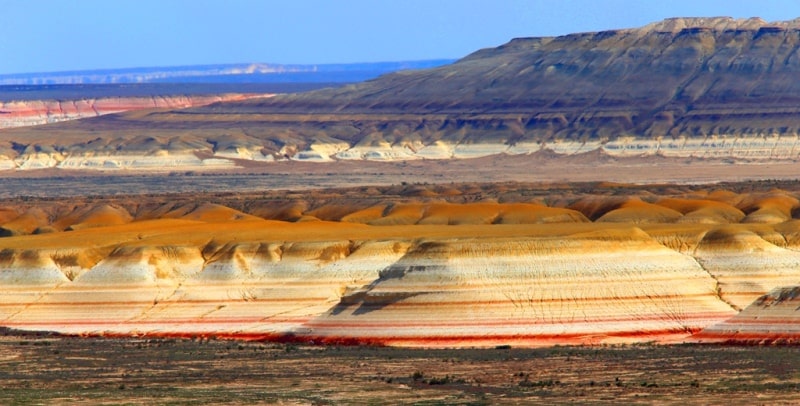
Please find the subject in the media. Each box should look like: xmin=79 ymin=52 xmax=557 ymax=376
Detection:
xmin=306 ymin=313 xmax=731 ymax=328
xmin=50 ymin=329 xmax=702 ymax=347
xmin=0 ymin=313 xmax=727 ymax=329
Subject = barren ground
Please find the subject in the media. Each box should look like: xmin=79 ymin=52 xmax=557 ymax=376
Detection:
xmin=3 ymin=154 xmax=800 ymax=198
xmin=0 ymin=331 xmax=798 ymax=404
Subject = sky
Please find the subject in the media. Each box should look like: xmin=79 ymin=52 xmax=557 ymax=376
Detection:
xmin=1 ymin=0 xmax=800 ymax=75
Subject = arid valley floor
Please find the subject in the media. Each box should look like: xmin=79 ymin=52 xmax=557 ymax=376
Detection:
xmin=2 ymin=329 xmax=799 ymax=404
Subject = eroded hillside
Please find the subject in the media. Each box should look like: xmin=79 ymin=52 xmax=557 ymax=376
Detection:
xmin=0 ymin=182 xmax=798 ymax=346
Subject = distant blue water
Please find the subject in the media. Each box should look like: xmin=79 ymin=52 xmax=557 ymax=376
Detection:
xmin=0 ymin=60 xmax=455 ymax=86
xmin=0 ymin=83 xmax=342 ymax=101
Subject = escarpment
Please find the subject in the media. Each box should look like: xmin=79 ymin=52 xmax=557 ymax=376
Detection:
xmin=2 ymin=182 xmax=800 ymax=346
xmin=4 ymin=18 xmax=800 ymax=170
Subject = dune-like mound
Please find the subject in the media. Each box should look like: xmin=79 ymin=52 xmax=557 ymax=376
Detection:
xmin=0 ymin=208 xmax=49 ymax=236
xmin=178 ymin=203 xmax=261 ymax=223
xmin=567 ymin=196 xmax=633 ymax=221
xmin=596 ymin=200 xmax=684 ymax=224
xmin=340 ymin=204 xmax=389 ymax=224
xmin=694 ymin=226 xmax=800 ymax=309
xmin=366 ymin=203 xmax=428 ymax=226
xmin=0 ymin=248 xmax=70 ymax=285
xmin=494 ymin=203 xmax=589 ymax=224
xmin=737 ymin=192 xmax=800 ymax=224
xmin=0 ymin=208 xmax=19 ymax=225
xmin=64 ymin=204 xmax=134 ymax=231
xmin=657 ymin=198 xmax=745 ymax=224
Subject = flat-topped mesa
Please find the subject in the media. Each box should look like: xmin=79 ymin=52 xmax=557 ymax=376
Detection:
xmin=4 ymin=17 xmax=800 ymax=169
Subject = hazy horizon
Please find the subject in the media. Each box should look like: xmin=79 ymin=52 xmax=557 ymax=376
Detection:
xmin=1 ymin=0 xmax=800 ymax=75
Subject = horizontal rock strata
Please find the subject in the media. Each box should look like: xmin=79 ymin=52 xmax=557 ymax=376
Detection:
xmin=693 ymin=286 xmax=800 ymax=344
xmin=0 ymin=94 xmax=270 ymax=129
xmin=2 ymin=185 xmax=800 ymax=346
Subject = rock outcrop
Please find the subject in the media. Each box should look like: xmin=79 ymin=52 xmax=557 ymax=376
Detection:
xmin=694 ymin=286 xmax=800 ymax=344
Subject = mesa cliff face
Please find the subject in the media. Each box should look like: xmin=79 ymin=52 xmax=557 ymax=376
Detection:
xmin=1 ymin=184 xmax=800 ymax=346
xmin=190 ymin=17 xmax=800 ymax=162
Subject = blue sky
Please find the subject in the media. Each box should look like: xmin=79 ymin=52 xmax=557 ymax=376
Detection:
xmin=1 ymin=0 xmax=799 ymax=75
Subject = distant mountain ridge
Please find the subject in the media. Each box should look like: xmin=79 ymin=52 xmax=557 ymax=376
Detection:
xmin=0 ymin=60 xmax=455 ymax=85
xmin=182 ymin=16 xmax=800 ymax=161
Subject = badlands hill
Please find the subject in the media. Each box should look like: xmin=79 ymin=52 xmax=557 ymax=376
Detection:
xmin=4 ymin=17 xmax=800 ymax=170
xmin=1 ymin=181 xmax=799 ymax=346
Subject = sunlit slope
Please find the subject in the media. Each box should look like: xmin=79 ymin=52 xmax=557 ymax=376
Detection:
xmin=694 ymin=286 xmax=800 ymax=344
xmin=2 ymin=186 xmax=800 ymax=346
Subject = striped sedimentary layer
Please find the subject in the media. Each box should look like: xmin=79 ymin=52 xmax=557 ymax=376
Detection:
xmin=308 ymin=234 xmax=732 ymax=347
xmin=2 ymin=188 xmax=800 ymax=346
xmin=0 ymin=94 xmax=268 ymax=129
xmin=7 ymin=120 xmax=800 ymax=172
xmin=693 ymin=286 xmax=800 ymax=344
